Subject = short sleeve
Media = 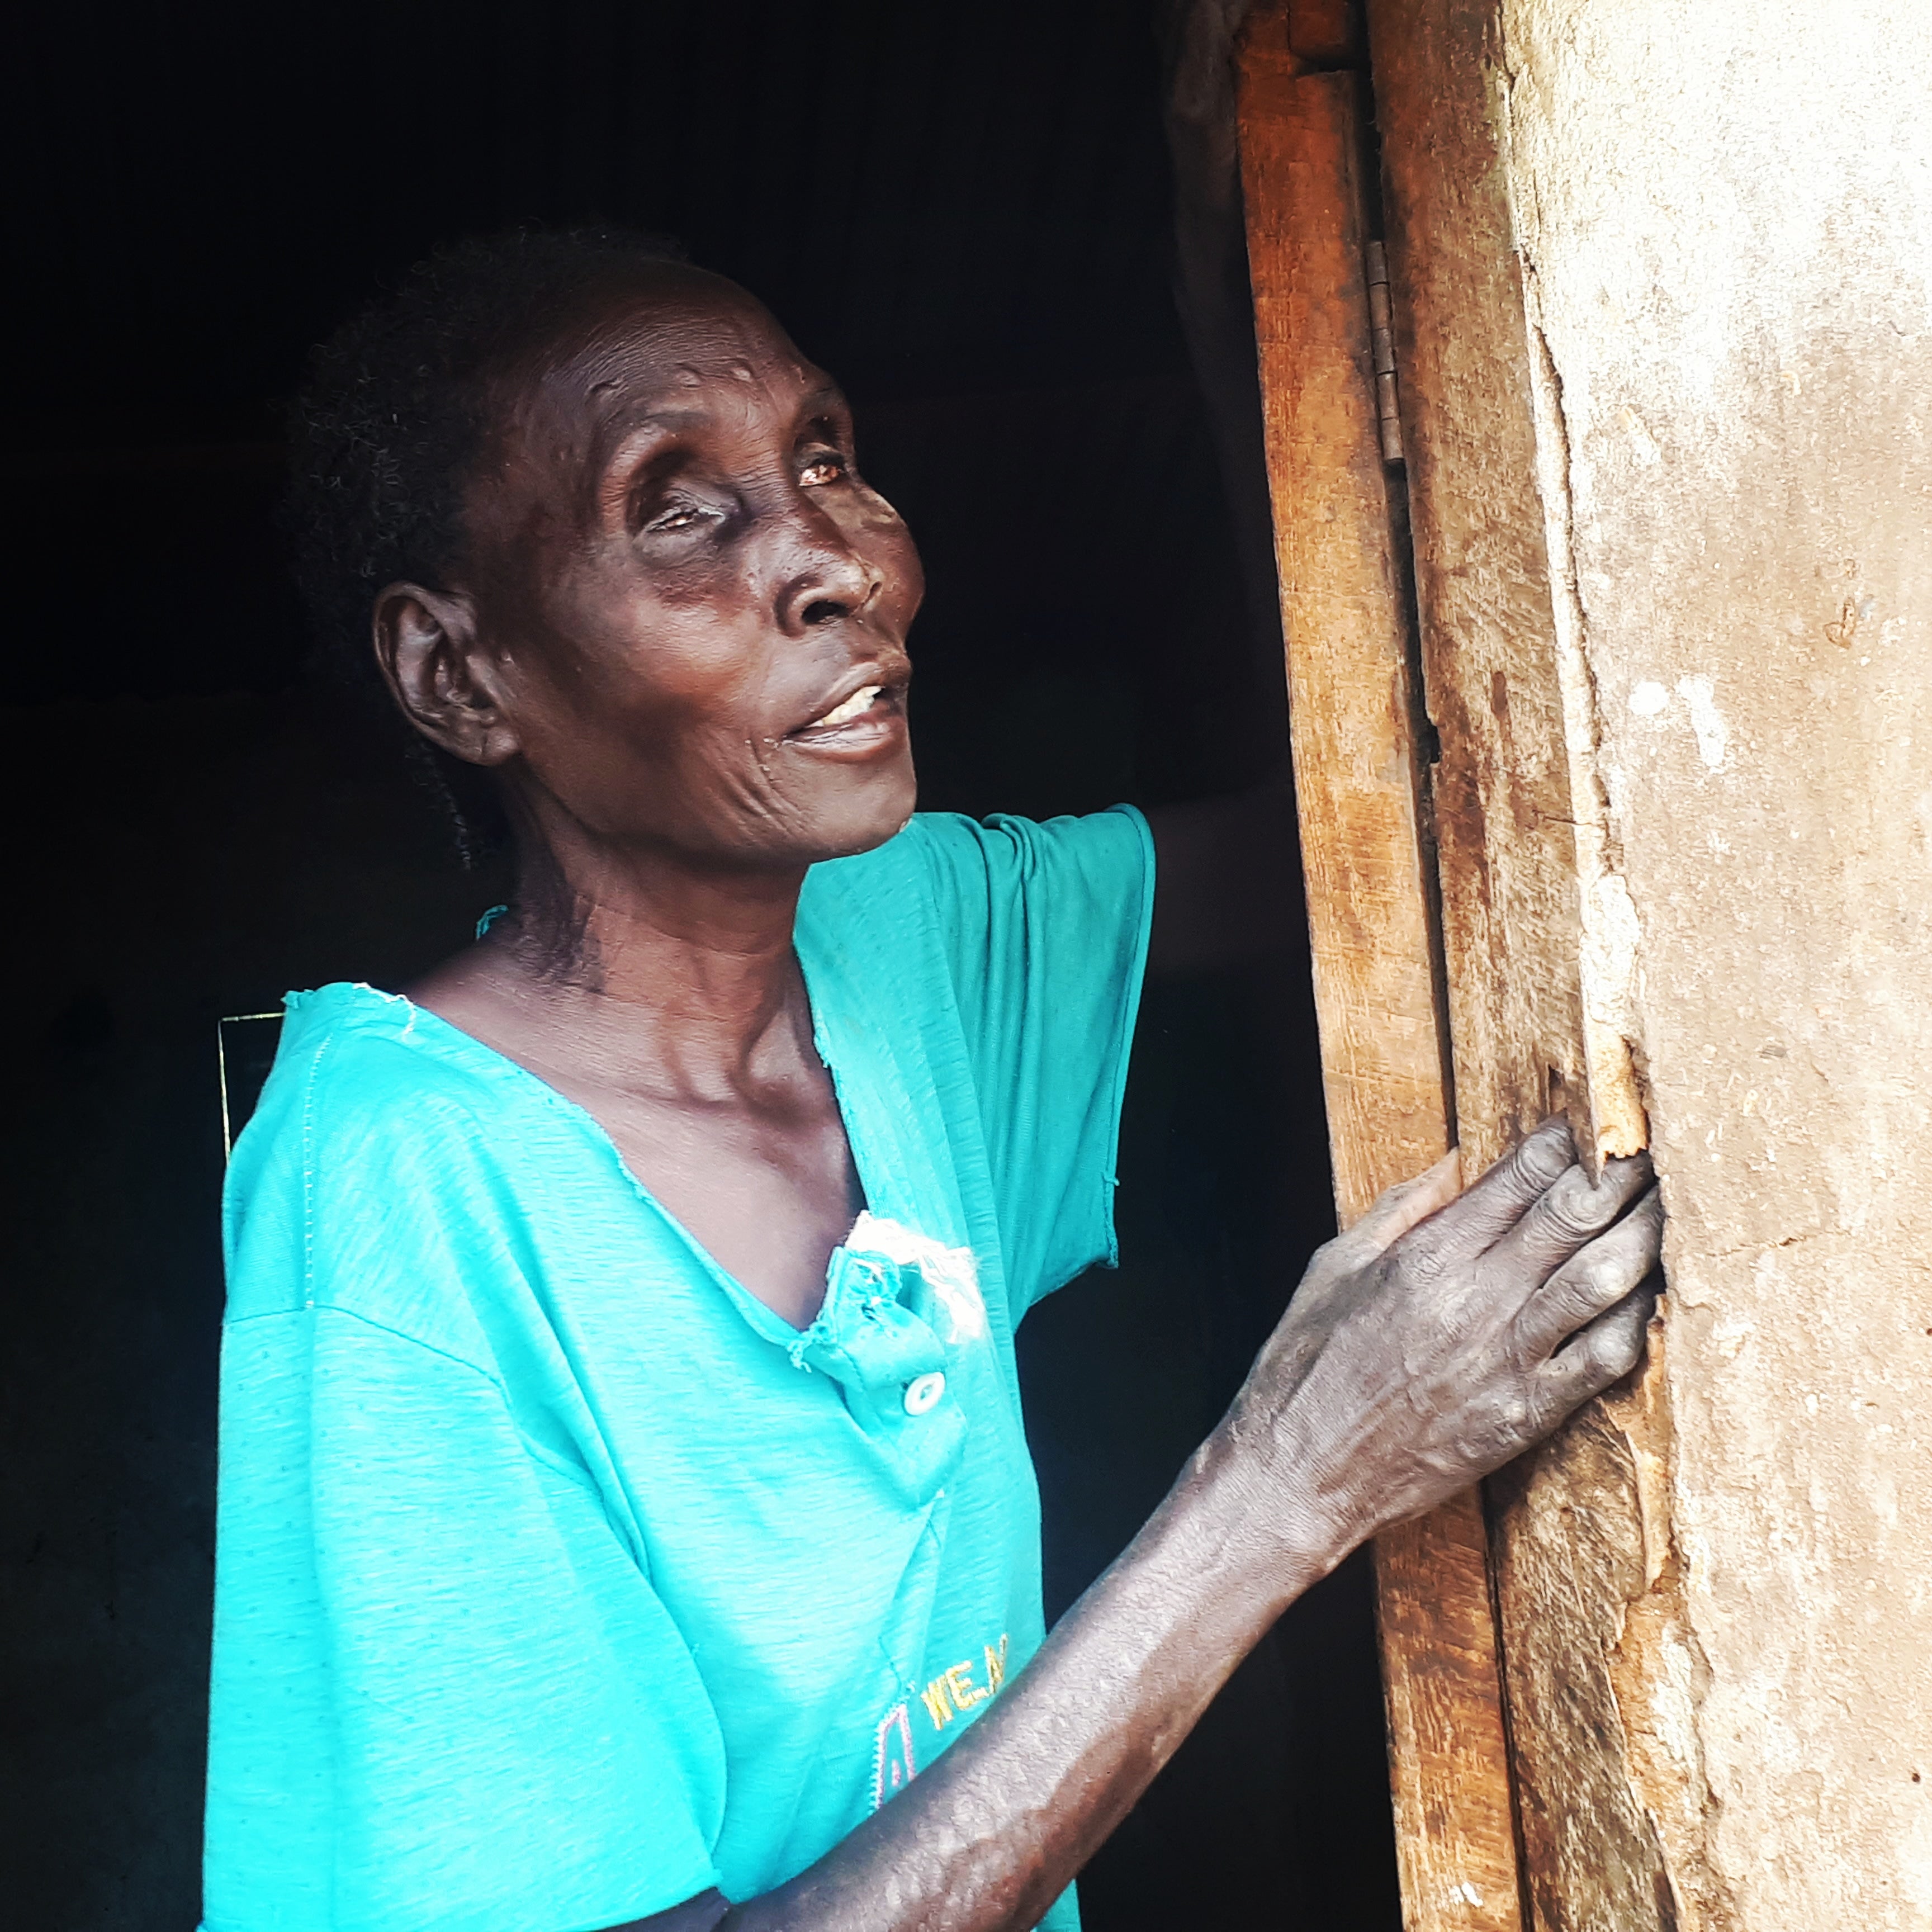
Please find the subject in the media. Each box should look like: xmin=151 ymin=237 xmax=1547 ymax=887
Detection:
xmin=906 ymin=807 xmax=1154 ymax=1314
xmin=206 ymin=1040 xmax=727 ymax=1932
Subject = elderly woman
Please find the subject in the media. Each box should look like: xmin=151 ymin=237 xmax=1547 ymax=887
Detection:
xmin=205 ymin=230 xmax=1662 ymax=1932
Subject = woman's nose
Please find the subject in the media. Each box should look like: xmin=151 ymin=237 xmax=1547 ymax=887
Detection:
xmin=774 ymin=508 xmax=883 ymax=637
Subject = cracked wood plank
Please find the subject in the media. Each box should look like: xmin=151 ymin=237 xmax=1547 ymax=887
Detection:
xmin=1236 ymin=15 xmax=1526 ymax=1931
xmin=1363 ymin=4 xmax=1711 ymax=1928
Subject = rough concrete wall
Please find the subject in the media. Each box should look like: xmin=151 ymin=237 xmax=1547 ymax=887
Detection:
xmin=1495 ymin=4 xmax=1932 ymax=1925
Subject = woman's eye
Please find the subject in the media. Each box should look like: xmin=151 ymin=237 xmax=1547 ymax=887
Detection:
xmin=642 ymin=501 xmax=713 ymax=535
xmin=799 ymin=452 xmax=849 ymax=488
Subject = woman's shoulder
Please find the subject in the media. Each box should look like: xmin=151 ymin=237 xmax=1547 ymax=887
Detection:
xmin=249 ymin=982 xmax=514 ymax=1142
xmin=221 ymin=984 xmax=557 ymax=1335
xmin=814 ymin=805 xmax=1149 ymax=879
xmin=226 ymin=983 xmax=538 ymax=1235
xmin=801 ymin=807 xmax=1150 ymax=959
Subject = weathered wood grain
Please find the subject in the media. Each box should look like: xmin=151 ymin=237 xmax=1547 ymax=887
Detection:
xmin=1286 ymin=0 xmax=1365 ymax=64
xmin=1372 ymin=1487 xmax=1530 ymax=1932
xmin=1236 ymin=17 xmax=1526 ymax=1931
xmin=1361 ymin=0 xmax=1642 ymax=1178
xmin=1363 ymin=4 xmax=1697 ymax=1928
xmin=1237 ymin=26 xmax=1445 ymax=1218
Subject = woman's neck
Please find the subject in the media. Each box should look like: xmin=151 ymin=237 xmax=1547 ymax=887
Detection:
xmin=410 ymin=831 xmax=818 ymax=1103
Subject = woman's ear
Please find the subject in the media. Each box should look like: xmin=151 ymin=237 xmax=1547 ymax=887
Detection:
xmin=372 ymin=584 xmax=518 ymax=768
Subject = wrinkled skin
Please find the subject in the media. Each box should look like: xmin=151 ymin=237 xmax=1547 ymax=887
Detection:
xmin=370 ymin=267 xmax=1664 ymax=1932
xmin=390 ymin=267 xmax=922 ymax=1324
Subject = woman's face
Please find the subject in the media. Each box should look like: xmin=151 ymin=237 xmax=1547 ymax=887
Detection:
xmin=420 ymin=268 xmax=923 ymax=872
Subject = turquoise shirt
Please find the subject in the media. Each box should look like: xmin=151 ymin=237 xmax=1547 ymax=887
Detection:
xmin=203 ymin=807 xmax=1154 ymax=1932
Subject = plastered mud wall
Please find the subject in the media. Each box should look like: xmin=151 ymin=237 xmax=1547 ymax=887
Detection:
xmin=1495 ymin=3 xmax=1932 ymax=1924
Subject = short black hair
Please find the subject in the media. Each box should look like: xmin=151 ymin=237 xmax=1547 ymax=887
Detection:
xmin=285 ymin=225 xmax=687 ymax=860
xmin=287 ymin=223 xmax=687 ymax=680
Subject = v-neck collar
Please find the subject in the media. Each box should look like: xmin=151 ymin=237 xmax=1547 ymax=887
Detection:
xmin=302 ymin=935 xmax=969 ymax=1360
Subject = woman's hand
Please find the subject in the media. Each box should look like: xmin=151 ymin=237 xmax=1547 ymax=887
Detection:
xmin=1223 ymin=1116 xmax=1663 ymax=1563
xmin=621 ymin=1119 xmax=1664 ymax=1932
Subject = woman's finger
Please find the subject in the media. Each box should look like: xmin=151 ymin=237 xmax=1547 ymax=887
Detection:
xmin=1395 ymin=1117 xmax=1577 ymax=1272
xmin=1513 ymin=1187 xmax=1665 ymax=1365
xmin=1532 ymin=1281 xmax=1660 ymax=1420
xmin=1485 ymin=1152 xmax=1656 ymax=1295
xmin=1334 ymin=1148 xmax=1464 ymax=1265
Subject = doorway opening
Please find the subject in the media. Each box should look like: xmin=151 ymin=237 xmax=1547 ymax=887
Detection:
xmin=7 ymin=3 xmax=1400 ymax=1925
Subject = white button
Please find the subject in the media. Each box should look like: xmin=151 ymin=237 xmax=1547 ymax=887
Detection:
xmin=903 ymin=1372 xmax=946 ymax=1416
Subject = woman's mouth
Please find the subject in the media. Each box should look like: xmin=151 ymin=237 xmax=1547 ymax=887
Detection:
xmin=804 ymin=684 xmax=883 ymax=731
xmin=785 ymin=683 xmax=905 ymax=756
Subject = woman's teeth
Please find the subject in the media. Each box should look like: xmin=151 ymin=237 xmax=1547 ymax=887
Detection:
xmin=807 ymin=685 xmax=882 ymax=730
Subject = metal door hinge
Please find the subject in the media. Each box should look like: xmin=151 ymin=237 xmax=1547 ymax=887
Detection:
xmin=1365 ymin=240 xmax=1405 ymax=464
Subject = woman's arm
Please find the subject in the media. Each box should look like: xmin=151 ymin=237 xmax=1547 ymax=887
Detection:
xmin=611 ymin=1117 xmax=1664 ymax=1932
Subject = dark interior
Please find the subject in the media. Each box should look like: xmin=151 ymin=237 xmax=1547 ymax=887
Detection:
xmin=4 ymin=3 xmax=1401 ymax=1924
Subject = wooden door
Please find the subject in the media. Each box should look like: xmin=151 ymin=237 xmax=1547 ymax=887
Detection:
xmin=1237 ymin=4 xmax=1684 ymax=1929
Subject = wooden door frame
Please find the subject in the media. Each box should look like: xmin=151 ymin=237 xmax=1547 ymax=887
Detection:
xmin=1237 ymin=16 xmax=1527 ymax=1929
xmin=1237 ymin=5 xmax=1678 ymax=1929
